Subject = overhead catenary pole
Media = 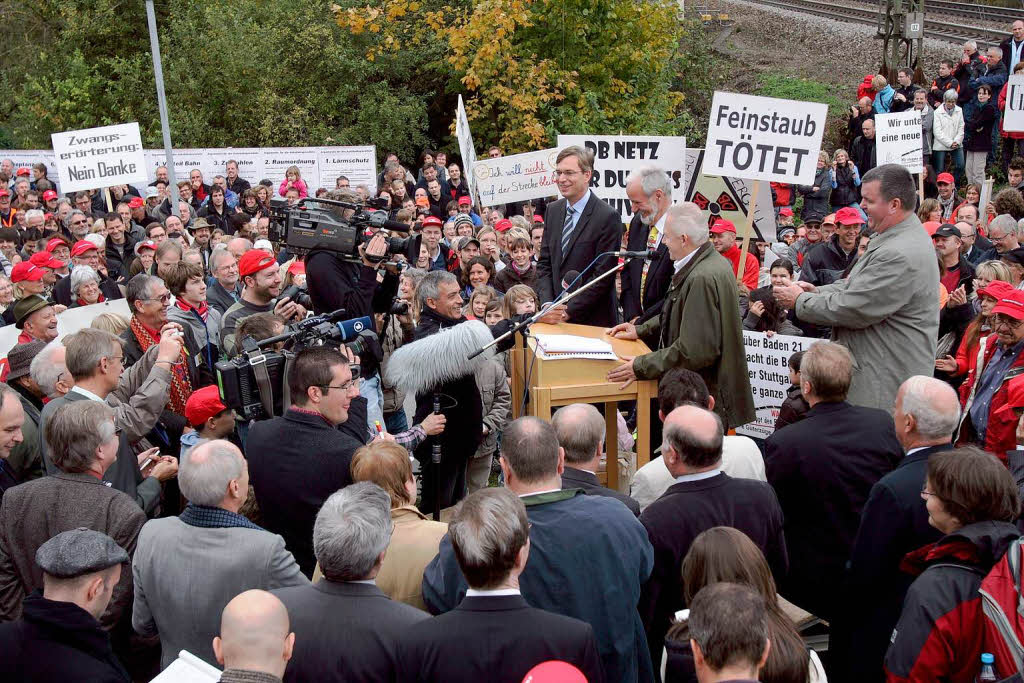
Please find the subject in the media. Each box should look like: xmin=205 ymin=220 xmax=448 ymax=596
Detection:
xmin=145 ymin=0 xmax=179 ymax=218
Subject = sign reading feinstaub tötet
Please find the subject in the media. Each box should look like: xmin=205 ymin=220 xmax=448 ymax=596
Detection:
xmin=51 ymin=122 xmax=148 ymax=194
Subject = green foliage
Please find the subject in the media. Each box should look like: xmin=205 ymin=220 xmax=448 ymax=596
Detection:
xmin=755 ymin=74 xmax=845 ymax=111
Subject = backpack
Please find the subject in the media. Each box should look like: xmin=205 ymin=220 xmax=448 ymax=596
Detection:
xmin=980 ymin=537 xmax=1024 ymax=679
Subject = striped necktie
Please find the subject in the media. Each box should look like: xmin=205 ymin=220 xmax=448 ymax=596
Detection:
xmin=561 ymin=205 xmax=576 ymax=254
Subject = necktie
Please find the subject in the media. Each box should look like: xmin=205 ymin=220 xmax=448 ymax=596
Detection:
xmin=561 ymin=205 xmax=576 ymax=255
xmin=640 ymin=224 xmax=659 ymax=305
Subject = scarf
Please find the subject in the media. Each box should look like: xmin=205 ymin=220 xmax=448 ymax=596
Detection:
xmin=174 ymin=297 xmax=208 ymax=322
xmin=939 ymin=194 xmax=956 ymax=220
xmin=129 ymin=315 xmax=192 ymax=415
xmin=77 ymin=294 xmax=104 ymax=307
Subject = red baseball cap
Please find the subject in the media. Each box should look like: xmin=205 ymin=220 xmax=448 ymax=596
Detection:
xmin=0 ymin=188 xmax=10 ymax=198
xmin=41 ymin=190 xmax=57 ymax=201
xmin=834 ymin=207 xmax=864 ymax=225
xmin=710 ymin=219 xmax=736 ymax=234
xmin=936 ymin=172 xmax=955 ymax=185
xmin=10 ymin=261 xmax=45 ymax=283
xmin=134 ymin=240 xmax=157 ymax=256
xmin=15 ymin=168 xmax=29 ymax=177
xmin=421 ymin=216 xmax=443 ymax=228
xmin=992 ymin=290 xmax=1024 ymax=321
xmin=494 ymin=219 xmax=513 ymax=233
xmin=45 ymin=238 xmax=67 ymax=253
xmin=287 ymin=260 xmax=305 ymax=276
xmin=457 ymin=195 xmax=472 ymax=206
xmin=923 ymin=221 xmax=942 ymax=236
xmin=522 ymin=661 xmax=587 ymax=683
xmin=238 ymin=249 xmax=277 ymax=278
xmin=128 ymin=197 xmax=145 ymax=209
xmin=70 ymin=240 xmax=99 ymax=258
xmin=779 ymin=207 xmax=794 ymax=217
xmin=29 ymin=251 xmax=64 ymax=269
xmin=184 ymin=385 xmax=228 ymax=427
xmin=532 ymin=214 xmax=544 ymax=223
xmin=979 ymin=280 xmax=1016 ymax=301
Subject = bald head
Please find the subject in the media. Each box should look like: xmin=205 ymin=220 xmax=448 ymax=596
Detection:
xmin=662 ymin=405 xmax=723 ymax=475
xmin=213 ymin=590 xmax=293 ymax=677
xmin=894 ymin=376 xmax=960 ymax=448
xmin=551 ymin=403 xmax=604 ymax=466
xmin=227 ymin=238 xmax=252 ymax=261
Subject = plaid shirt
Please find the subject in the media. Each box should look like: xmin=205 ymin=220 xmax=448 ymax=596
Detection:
xmin=178 ymin=503 xmax=263 ymax=531
xmin=393 ymin=424 xmax=427 ymax=452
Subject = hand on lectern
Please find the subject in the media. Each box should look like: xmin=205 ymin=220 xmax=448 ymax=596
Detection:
xmin=607 ymin=322 xmax=638 ymax=340
xmin=607 ymin=355 xmax=637 ymax=390
xmin=538 ymin=303 xmax=568 ymax=325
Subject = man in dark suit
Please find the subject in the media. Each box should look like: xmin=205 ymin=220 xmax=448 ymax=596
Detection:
xmin=400 ymin=487 xmax=604 ymax=683
xmin=638 ymin=404 xmax=788 ymax=678
xmin=829 ymin=376 xmax=960 ymax=683
xmin=536 ymin=146 xmax=623 ymax=328
xmin=766 ymin=340 xmax=902 ymax=622
xmin=551 ymin=403 xmax=640 ymax=516
xmin=274 ymin=482 xmax=428 ymax=682
xmin=620 ymin=165 xmax=675 ymax=325
xmin=247 ymin=346 xmax=369 ymax=576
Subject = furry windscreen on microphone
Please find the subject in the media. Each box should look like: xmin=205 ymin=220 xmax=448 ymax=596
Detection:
xmin=385 ymin=320 xmax=497 ymax=395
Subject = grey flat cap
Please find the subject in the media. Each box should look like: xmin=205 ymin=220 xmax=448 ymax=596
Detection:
xmin=36 ymin=528 xmax=129 ymax=578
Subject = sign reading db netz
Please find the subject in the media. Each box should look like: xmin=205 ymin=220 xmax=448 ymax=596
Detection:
xmin=703 ymin=92 xmax=828 ymax=186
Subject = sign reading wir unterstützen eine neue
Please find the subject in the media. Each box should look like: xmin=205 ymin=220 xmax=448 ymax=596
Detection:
xmin=51 ymin=122 xmax=148 ymax=194
xmin=703 ymin=92 xmax=828 ymax=185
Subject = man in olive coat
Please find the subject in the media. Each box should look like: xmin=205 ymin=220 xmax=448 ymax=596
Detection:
xmin=608 ymin=203 xmax=755 ymax=432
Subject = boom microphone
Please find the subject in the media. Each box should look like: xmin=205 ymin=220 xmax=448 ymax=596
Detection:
xmin=613 ymin=249 xmax=655 ymax=259
xmin=385 ymin=320 xmax=497 ymax=395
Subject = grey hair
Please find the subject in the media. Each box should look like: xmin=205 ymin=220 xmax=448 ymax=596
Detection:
xmin=46 ymin=401 xmax=116 ymax=473
xmin=943 ymin=89 xmax=958 ymax=103
xmin=23 ymin=209 xmax=43 ymax=223
xmin=449 ymin=488 xmax=529 ymax=589
xmin=990 ymin=214 xmax=1019 ymax=238
xmin=179 ymin=440 xmax=244 ymax=506
xmin=125 ymin=274 xmax=163 ymax=314
xmin=551 ymin=403 xmax=605 ymax=465
xmin=64 ymin=328 xmax=120 ymax=380
xmin=401 ymin=267 xmax=427 ymax=291
xmin=664 ymin=202 xmax=708 ymax=246
xmin=55 ymin=198 xmax=73 ymax=213
xmin=964 ymin=40 xmax=977 ymax=50
xmin=31 ymin=340 xmax=67 ymax=398
xmin=69 ymin=265 xmax=100 ymax=296
xmin=416 ymin=270 xmax=458 ymax=311
xmin=898 ymin=375 xmax=960 ymax=440
xmin=63 ymin=209 xmax=86 ymax=230
xmin=313 ymin=482 xmax=393 ymax=582
xmin=209 ymin=247 xmax=235 ymax=272
xmin=625 ymin=165 xmax=672 ymax=201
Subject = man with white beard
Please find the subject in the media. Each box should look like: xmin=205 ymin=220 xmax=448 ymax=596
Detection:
xmin=620 ymin=165 xmax=675 ymax=325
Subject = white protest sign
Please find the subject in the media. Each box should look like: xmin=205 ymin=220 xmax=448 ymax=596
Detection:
xmin=51 ymin=123 xmax=148 ymax=194
xmin=455 ymin=95 xmax=479 ymax=202
xmin=317 ymin=146 xmax=378 ymax=193
xmin=704 ymin=92 xmax=828 ymax=185
xmin=1006 ymin=74 xmax=1024 ymax=133
xmin=875 ymin=110 xmax=923 ymax=173
xmin=557 ymin=134 xmax=687 ymax=220
xmin=473 ymin=148 xmax=559 ymax=207
xmin=0 ymin=299 xmax=131 ymax=361
xmin=736 ymin=330 xmax=808 ymax=439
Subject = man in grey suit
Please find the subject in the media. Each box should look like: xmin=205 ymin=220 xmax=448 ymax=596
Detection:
xmin=775 ymin=164 xmax=940 ymax=411
xmin=273 ymin=482 xmax=428 ymax=682
xmin=132 ymin=440 xmax=307 ymax=670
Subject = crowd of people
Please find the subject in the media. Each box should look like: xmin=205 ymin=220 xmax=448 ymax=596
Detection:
xmin=0 ymin=19 xmax=1022 ymax=683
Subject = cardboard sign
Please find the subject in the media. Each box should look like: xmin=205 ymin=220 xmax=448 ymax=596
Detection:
xmin=875 ymin=110 xmax=924 ymax=173
xmin=703 ymin=92 xmax=828 ymax=185
xmin=473 ymin=148 xmax=559 ymax=207
xmin=683 ymin=149 xmax=778 ymax=242
xmin=556 ymin=134 xmax=687 ymax=220
xmin=736 ymin=330 xmax=808 ymax=439
xmin=51 ymin=123 xmax=147 ymax=194
xmin=455 ymin=96 xmax=479 ymax=202
xmin=1005 ymin=74 xmax=1024 ymax=133
xmin=0 ymin=299 xmax=131 ymax=360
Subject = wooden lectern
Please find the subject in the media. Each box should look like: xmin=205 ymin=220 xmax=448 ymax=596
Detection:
xmin=509 ymin=322 xmax=657 ymax=491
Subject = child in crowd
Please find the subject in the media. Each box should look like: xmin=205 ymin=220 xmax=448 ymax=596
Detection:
xmin=279 ymin=165 xmax=308 ymax=199
xmin=494 ymin=228 xmax=538 ymax=293
xmin=484 ymin=300 xmax=504 ymax=326
xmin=466 ymin=285 xmax=498 ymax=321
xmin=775 ymin=350 xmax=809 ymax=431
xmin=501 ymin=284 xmax=539 ymax=320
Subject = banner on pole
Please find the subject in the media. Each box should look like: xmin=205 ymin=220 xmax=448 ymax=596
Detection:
xmin=456 ymin=96 xmax=480 ymax=203
xmin=556 ymin=134 xmax=687 ymax=220
xmin=736 ymin=330 xmax=807 ymax=439
xmin=473 ymin=148 xmax=559 ymax=207
xmin=875 ymin=110 xmax=924 ymax=173
xmin=684 ymin=150 xmax=778 ymax=243
xmin=703 ymin=92 xmax=828 ymax=185
xmin=1005 ymin=74 xmax=1024 ymax=133
xmin=51 ymin=123 xmax=148 ymax=194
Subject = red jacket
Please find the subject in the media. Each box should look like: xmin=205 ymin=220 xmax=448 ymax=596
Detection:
xmin=720 ymin=244 xmax=759 ymax=290
xmin=954 ymin=326 xmax=986 ymax=402
xmin=957 ymin=337 xmax=1024 ymax=460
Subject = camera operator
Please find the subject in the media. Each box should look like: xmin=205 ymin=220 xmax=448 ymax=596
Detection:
xmin=220 ymin=249 xmax=306 ymax=354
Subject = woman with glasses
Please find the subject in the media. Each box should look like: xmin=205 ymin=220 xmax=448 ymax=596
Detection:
xmin=885 ymin=447 xmax=1020 ymax=681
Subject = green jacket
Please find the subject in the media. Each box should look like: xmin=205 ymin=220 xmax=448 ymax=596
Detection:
xmin=633 ymin=242 xmax=755 ymax=429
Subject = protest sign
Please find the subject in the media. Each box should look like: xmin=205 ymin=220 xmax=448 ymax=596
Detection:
xmin=703 ymin=92 xmax=828 ymax=185
xmin=875 ymin=110 xmax=923 ymax=173
xmin=556 ymin=134 xmax=687 ymax=220
xmin=473 ymin=148 xmax=558 ymax=207
xmin=0 ymin=299 xmax=131 ymax=361
xmin=1005 ymin=74 xmax=1024 ymax=133
xmin=51 ymin=123 xmax=147 ymax=194
xmin=683 ymin=149 xmax=778 ymax=242
xmin=736 ymin=330 xmax=807 ymax=439
xmin=456 ymin=96 xmax=480 ymax=202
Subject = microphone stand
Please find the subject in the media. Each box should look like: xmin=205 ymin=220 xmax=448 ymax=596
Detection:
xmin=431 ymin=394 xmax=442 ymax=521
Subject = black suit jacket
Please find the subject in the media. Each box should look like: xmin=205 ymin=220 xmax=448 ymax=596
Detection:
xmin=638 ymin=473 xmax=788 ymax=677
xmin=246 ymin=401 xmax=368 ymax=576
xmin=536 ymin=191 xmax=622 ymax=328
xmin=273 ymin=580 xmax=429 ymax=683
xmin=619 ymin=215 xmax=673 ymax=325
xmin=0 ymin=461 xmax=19 ymax=506
xmin=561 ymin=466 xmax=640 ymax=516
xmin=396 ymin=594 xmax=605 ymax=683
xmin=765 ymin=401 xmax=902 ymax=621
xmin=829 ymin=443 xmax=952 ymax=683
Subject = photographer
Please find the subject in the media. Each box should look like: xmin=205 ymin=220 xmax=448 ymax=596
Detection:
xmin=220 ymin=249 xmax=306 ymax=354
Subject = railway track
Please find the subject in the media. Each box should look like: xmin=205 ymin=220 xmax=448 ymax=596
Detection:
xmin=926 ymin=0 xmax=1023 ymax=24
xmin=750 ymin=0 xmax=1008 ymax=46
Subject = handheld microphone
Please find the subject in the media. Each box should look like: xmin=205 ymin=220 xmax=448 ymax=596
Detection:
xmin=560 ymin=270 xmax=580 ymax=295
xmin=613 ymin=249 xmax=655 ymax=259
xmin=335 ymin=315 xmax=374 ymax=341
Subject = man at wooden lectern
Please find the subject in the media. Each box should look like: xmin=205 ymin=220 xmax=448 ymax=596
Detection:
xmin=607 ymin=203 xmax=754 ymax=433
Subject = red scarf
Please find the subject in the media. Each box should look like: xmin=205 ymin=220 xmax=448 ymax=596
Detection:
xmin=77 ymin=294 xmax=104 ymax=307
xmin=130 ymin=316 xmax=192 ymax=415
xmin=175 ymin=297 xmax=209 ymax=322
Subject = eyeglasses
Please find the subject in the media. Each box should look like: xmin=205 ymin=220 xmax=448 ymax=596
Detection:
xmin=320 ymin=379 xmax=359 ymax=393
xmin=106 ymin=354 xmax=124 ymax=365
xmin=992 ymin=315 xmax=1024 ymax=330
xmin=143 ymin=293 xmax=172 ymax=304
xmin=553 ymin=170 xmax=581 ymax=178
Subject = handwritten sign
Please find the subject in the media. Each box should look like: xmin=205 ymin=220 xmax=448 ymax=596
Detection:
xmin=736 ymin=330 xmax=807 ymax=439
xmin=473 ymin=148 xmax=558 ymax=206
xmin=876 ymin=110 xmax=923 ymax=173
xmin=51 ymin=122 xmax=147 ymax=194
xmin=456 ymin=95 xmax=479 ymax=203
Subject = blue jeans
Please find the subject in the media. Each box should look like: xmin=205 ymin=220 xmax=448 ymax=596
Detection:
xmin=384 ymin=410 xmax=409 ymax=434
xmin=931 ymin=148 xmax=965 ymax=187
xmin=359 ymin=373 xmax=385 ymax=436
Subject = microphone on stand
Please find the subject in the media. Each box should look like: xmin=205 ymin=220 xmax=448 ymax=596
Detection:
xmin=611 ymin=249 xmax=656 ymax=259
xmin=431 ymin=394 xmax=442 ymax=521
